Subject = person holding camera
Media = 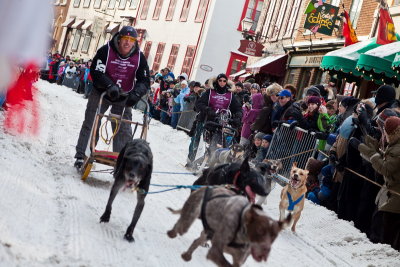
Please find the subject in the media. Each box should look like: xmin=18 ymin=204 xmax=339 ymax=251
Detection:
xmin=73 ymin=26 xmax=150 ymax=169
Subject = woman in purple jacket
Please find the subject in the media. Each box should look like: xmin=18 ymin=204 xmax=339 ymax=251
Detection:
xmin=240 ymin=92 xmax=264 ymax=146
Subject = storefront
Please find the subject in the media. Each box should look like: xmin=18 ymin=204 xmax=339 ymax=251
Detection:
xmin=286 ymin=53 xmax=328 ymax=98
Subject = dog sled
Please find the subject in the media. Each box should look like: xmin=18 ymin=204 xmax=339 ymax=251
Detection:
xmin=191 ymin=109 xmax=238 ymax=172
xmin=80 ymin=91 xmax=150 ymax=181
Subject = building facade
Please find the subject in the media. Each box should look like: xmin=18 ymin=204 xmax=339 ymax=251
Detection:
xmin=284 ymin=0 xmax=378 ymax=97
xmin=56 ymin=0 xmax=141 ymax=61
xmin=53 ymin=0 xmax=73 ymax=53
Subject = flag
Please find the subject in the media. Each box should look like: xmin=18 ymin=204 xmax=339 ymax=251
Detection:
xmin=342 ymin=10 xmax=359 ymax=46
xmin=377 ymin=7 xmax=397 ymax=45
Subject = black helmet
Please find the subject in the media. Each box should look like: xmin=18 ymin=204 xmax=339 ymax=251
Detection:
xmin=119 ymin=26 xmax=138 ymax=38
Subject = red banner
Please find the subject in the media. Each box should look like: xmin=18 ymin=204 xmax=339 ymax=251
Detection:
xmin=342 ymin=10 xmax=358 ymax=46
xmin=377 ymin=8 xmax=397 ymax=45
xmin=238 ymin=40 xmax=264 ymax=57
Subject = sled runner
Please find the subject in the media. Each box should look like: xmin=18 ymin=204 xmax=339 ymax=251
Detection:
xmin=80 ymin=91 xmax=150 ymax=181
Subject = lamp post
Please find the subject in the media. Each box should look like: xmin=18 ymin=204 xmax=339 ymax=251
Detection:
xmin=241 ymin=17 xmax=254 ymax=40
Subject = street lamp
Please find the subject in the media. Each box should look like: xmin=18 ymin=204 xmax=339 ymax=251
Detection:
xmin=241 ymin=17 xmax=254 ymax=40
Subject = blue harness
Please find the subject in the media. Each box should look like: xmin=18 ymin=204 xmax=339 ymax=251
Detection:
xmin=286 ymin=192 xmax=304 ymax=211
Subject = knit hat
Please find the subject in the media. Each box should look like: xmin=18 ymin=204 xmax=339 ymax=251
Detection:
xmin=261 ymin=82 xmax=271 ymax=88
xmin=340 ymin=96 xmax=359 ymax=109
xmin=119 ymin=26 xmax=138 ymax=37
xmin=263 ymin=134 xmax=273 ymax=143
xmin=235 ymin=82 xmax=244 ymax=89
xmin=306 ymin=86 xmax=321 ymax=97
xmin=216 ymin=73 xmax=228 ymax=80
xmin=384 ymin=116 xmax=400 ymax=143
xmin=375 ymin=85 xmax=396 ymax=106
xmin=307 ymin=96 xmax=321 ymax=105
xmin=376 ymin=108 xmax=397 ymax=128
xmin=250 ymin=83 xmax=260 ymax=92
xmin=266 ymin=83 xmax=283 ymax=96
xmin=254 ymin=132 xmax=266 ymax=140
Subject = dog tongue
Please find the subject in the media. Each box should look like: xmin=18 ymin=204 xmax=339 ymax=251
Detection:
xmin=245 ymin=185 xmax=256 ymax=203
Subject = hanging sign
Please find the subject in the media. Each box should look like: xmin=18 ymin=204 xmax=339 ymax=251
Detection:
xmin=238 ymin=40 xmax=264 ymax=57
xmin=303 ymin=1 xmax=339 ymax=36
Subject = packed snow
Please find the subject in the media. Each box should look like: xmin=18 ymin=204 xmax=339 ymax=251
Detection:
xmin=0 ymin=80 xmax=399 ymax=267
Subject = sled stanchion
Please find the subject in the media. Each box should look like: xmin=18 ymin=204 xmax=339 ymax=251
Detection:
xmin=80 ymin=92 xmax=150 ymax=182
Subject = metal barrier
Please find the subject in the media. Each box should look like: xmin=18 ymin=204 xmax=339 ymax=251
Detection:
xmin=62 ymin=73 xmax=80 ymax=90
xmin=266 ymin=123 xmax=318 ymax=178
xmin=177 ymin=102 xmax=196 ymax=132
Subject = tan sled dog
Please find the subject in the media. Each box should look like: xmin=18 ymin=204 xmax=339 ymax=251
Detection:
xmin=279 ymin=162 xmax=308 ymax=232
xmin=167 ymin=187 xmax=291 ymax=266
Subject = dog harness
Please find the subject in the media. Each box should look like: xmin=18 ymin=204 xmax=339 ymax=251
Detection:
xmin=286 ymin=192 xmax=304 ymax=211
xmin=200 ymin=187 xmax=250 ymax=248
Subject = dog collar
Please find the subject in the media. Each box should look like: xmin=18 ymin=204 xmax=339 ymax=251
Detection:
xmin=286 ymin=191 xmax=304 ymax=211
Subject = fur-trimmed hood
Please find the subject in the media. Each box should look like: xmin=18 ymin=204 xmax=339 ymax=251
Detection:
xmin=207 ymin=76 xmax=236 ymax=92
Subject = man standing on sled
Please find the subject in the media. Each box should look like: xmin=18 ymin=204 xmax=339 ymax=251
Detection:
xmin=74 ymin=26 xmax=150 ymax=169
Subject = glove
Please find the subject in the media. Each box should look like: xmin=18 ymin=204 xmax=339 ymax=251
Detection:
xmin=289 ymin=121 xmax=298 ymax=130
xmin=358 ymin=143 xmax=377 ymax=160
xmin=349 ymin=137 xmax=361 ymax=150
xmin=205 ymin=107 xmax=216 ymax=118
xmin=365 ymin=135 xmax=379 ymax=151
xmin=314 ymin=131 xmax=329 ymax=140
xmin=328 ymin=151 xmax=337 ymax=166
xmin=107 ymin=85 xmax=120 ymax=101
xmin=126 ymin=92 xmax=141 ymax=107
xmin=272 ymin=120 xmax=284 ymax=128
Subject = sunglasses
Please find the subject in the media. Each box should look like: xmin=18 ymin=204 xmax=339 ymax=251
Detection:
xmin=218 ymin=79 xmax=227 ymax=82
xmin=120 ymin=36 xmax=136 ymax=42
xmin=278 ymin=96 xmax=287 ymax=100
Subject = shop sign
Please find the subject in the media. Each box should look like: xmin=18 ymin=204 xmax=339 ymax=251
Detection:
xmin=289 ymin=55 xmax=324 ymax=67
xmin=238 ymin=40 xmax=264 ymax=57
xmin=303 ymin=1 xmax=339 ymax=36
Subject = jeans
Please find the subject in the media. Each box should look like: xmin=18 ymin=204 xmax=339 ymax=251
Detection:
xmin=171 ymin=104 xmax=181 ymax=129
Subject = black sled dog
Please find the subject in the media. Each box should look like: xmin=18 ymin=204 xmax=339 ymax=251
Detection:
xmin=100 ymin=139 xmax=153 ymax=242
xmin=193 ymin=157 xmax=267 ymax=203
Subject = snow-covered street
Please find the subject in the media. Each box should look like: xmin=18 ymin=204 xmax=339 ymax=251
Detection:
xmin=0 ymin=80 xmax=399 ymax=267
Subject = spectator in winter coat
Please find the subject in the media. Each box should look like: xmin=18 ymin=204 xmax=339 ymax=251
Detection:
xmin=271 ymin=89 xmax=293 ymax=129
xmin=248 ymin=131 xmax=265 ymax=160
xmin=284 ymin=84 xmax=297 ymax=100
xmin=240 ymin=93 xmax=264 ymax=146
xmin=359 ymin=116 xmax=400 ymax=250
xmin=251 ymin=83 xmax=282 ymax=135
xmin=56 ymin=61 xmax=66 ymax=85
xmin=254 ymin=134 xmax=272 ymax=163
xmin=83 ymin=60 xmax=93 ymax=98
xmin=250 ymin=83 xmax=260 ymax=95
xmin=74 ymin=26 xmax=150 ymax=169
xmin=234 ymin=82 xmax=249 ymax=105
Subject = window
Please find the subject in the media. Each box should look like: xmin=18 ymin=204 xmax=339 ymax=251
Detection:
xmin=141 ymin=0 xmax=151 ymax=20
xmin=71 ymin=30 xmax=82 ymax=51
xmin=119 ymin=0 xmax=127 ymax=9
xmin=271 ymin=1 xmax=288 ymax=40
xmin=167 ymin=45 xmax=180 ymax=71
xmin=143 ymin=41 xmax=152 ymax=60
xmin=181 ymin=45 xmax=196 ymax=76
xmin=283 ymin=0 xmax=301 ymax=38
xmin=394 ymin=0 xmax=400 ymax=5
xmin=130 ymin=0 xmax=139 ymax=9
xmin=166 ymin=0 xmax=177 ymax=20
xmin=54 ymin=0 xmax=60 ymax=5
xmin=152 ymin=43 xmax=166 ymax=72
xmin=60 ymin=0 xmax=68 ymax=4
xmin=153 ymin=0 xmax=164 ymax=20
xmin=245 ymin=0 xmax=264 ymax=32
xmin=180 ymin=0 xmax=192 ymax=22
xmin=81 ymin=32 xmax=92 ymax=53
xmin=108 ymin=0 xmax=116 ymax=8
xmin=330 ymin=0 xmax=340 ymax=6
xmin=83 ymin=0 xmax=91 ymax=7
xmin=94 ymin=0 xmax=102 ymax=8
xmin=261 ymin=0 xmax=276 ymax=38
xmin=349 ymin=0 xmax=363 ymax=28
xmin=226 ymin=52 xmax=247 ymax=75
xmin=195 ymin=0 xmax=209 ymax=23
xmin=73 ymin=0 xmax=81 ymax=7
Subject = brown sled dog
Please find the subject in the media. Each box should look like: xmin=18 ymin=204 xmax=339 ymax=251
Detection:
xmin=279 ymin=162 xmax=308 ymax=232
xmin=167 ymin=187 xmax=291 ymax=266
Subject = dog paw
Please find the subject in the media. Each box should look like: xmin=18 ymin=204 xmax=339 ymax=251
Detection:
xmin=181 ymin=252 xmax=192 ymax=261
xmin=99 ymin=213 xmax=110 ymax=223
xmin=167 ymin=230 xmax=177 ymax=238
xmin=124 ymin=233 xmax=135 ymax=242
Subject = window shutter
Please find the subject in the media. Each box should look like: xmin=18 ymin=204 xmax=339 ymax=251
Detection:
xmin=144 ymin=41 xmax=152 ymax=59
xmin=140 ymin=0 xmax=150 ymax=20
xmin=180 ymin=0 xmax=192 ymax=22
xmin=166 ymin=0 xmax=177 ymax=20
xmin=152 ymin=43 xmax=166 ymax=72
